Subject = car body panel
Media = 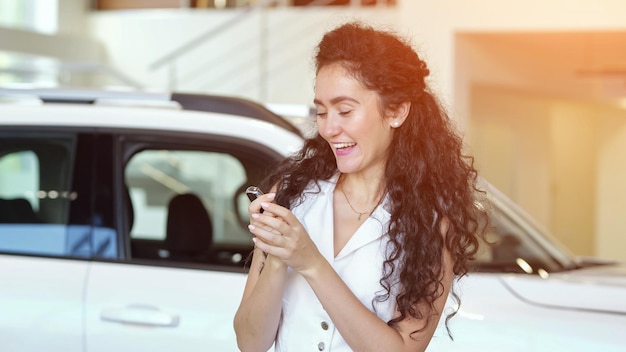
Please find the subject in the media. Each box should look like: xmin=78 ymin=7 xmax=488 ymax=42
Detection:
xmin=84 ymin=262 xmax=246 ymax=352
xmin=428 ymin=274 xmax=626 ymax=352
xmin=502 ymin=265 xmax=626 ymax=314
xmin=0 ymin=104 xmax=303 ymax=157
xmin=0 ymin=255 xmax=85 ymax=352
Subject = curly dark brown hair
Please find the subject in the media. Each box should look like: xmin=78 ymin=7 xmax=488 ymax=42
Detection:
xmin=261 ymin=21 xmax=488 ymax=339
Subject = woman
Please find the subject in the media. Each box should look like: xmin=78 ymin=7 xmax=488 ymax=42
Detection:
xmin=233 ymin=21 xmax=487 ymax=352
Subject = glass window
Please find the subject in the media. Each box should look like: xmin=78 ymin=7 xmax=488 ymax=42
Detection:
xmin=0 ymin=136 xmax=84 ymax=256
xmin=0 ymin=150 xmax=39 ymax=210
xmin=126 ymin=148 xmax=259 ymax=265
xmin=473 ymin=206 xmax=568 ymax=275
xmin=0 ymin=0 xmax=57 ymax=33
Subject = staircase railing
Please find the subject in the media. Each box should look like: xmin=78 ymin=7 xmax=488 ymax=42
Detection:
xmin=148 ymin=0 xmax=339 ymax=92
xmin=149 ymin=0 xmax=274 ymax=90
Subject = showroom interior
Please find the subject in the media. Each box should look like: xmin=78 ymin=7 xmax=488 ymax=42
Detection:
xmin=2 ymin=0 xmax=626 ymax=262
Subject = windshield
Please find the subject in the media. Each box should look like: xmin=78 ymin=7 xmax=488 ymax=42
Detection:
xmin=472 ymin=181 xmax=580 ymax=275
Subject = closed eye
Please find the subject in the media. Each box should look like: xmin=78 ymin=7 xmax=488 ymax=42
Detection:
xmin=339 ymin=110 xmax=352 ymax=116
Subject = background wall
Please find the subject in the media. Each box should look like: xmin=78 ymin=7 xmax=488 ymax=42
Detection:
xmin=596 ymin=107 xmax=626 ymax=260
xmin=469 ymin=86 xmax=611 ymax=258
xmin=87 ymin=7 xmax=399 ymax=101
xmin=469 ymin=87 xmax=553 ymax=229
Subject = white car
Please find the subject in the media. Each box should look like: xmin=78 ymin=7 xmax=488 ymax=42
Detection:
xmin=0 ymin=88 xmax=624 ymax=352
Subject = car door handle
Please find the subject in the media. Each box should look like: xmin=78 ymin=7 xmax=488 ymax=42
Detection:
xmin=100 ymin=304 xmax=180 ymax=328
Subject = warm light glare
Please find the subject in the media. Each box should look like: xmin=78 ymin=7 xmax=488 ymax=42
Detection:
xmin=516 ymin=258 xmax=533 ymax=274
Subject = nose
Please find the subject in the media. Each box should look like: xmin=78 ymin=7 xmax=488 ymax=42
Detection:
xmin=318 ymin=113 xmax=341 ymax=137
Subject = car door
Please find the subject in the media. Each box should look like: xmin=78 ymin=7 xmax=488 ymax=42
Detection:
xmin=0 ymin=131 xmax=101 ymax=352
xmin=85 ymin=130 xmax=282 ymax=352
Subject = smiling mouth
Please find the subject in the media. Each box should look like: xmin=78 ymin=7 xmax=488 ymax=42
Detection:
xmin=333 ymin=142 xmax=356 ymax=150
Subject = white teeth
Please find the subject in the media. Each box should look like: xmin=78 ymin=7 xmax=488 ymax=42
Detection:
xmin=334 ymin=142 xmax=356 ymax=149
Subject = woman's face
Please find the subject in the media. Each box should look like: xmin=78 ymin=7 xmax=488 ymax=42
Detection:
xmin=314 ymin=63 xmax=400 ymax=176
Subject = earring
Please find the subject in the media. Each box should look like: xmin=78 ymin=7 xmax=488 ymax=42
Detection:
xmin=392 ymin=121 xmax=400 ymax=128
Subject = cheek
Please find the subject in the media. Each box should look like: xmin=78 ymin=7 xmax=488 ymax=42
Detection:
xmin=370 ymin=127 xmax=395 ymax=151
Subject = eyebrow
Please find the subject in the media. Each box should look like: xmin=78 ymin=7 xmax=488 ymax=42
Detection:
xmin=313 ymin=96 xmax=359 ymax=106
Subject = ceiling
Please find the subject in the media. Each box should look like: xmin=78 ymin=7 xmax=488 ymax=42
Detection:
xmin=459 ymin=31 xmax=626 ymax=107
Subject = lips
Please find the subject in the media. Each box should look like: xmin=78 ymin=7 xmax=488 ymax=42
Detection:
xmin=333 ymin=142 xmax=356 ymax=156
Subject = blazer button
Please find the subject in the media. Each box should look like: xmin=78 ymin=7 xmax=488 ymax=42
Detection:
xmin=321 ymin=321 xmax=329 ymax=330
xmin=318 ymin=342 xmax=325 ymax=351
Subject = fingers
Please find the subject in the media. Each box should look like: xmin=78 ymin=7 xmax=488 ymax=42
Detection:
xmin=248 ymin=204 xmax=321 ymax=273
xmin=248 ymin=201 xmax=304 ymax=257
xmin=248 ymin=204 xmax=293 ymax=249
xmin=248 ymin=193 xmax=278 ymax=233
xmin=248 ymin=193 xmax=276 ymax=216
xmin=259 ymin=201 xmax=290 ymax=219
xmin=252 ymin=237 xmax=287 ymax=258
xmin=249 ymin=200 xmax=291 ymax=230
xmin=248 ymin=222 xmax=284 ymax=249
xmin=250 ymin=212 xmax=282 ymax=236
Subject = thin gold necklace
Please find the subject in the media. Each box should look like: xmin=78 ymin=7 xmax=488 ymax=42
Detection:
xmin=339 ymin=181 xmax=379 ymax=221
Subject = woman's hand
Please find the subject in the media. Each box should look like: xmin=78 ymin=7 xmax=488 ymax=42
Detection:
xmin=236 ymin=192 xmax=289 ymax=352
xmin=248 ymin=201 xmax=323 ymax=275
xmin=248 ymin=192 xmax=281 ymax=235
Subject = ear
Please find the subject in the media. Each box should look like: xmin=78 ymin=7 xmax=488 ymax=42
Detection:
xmin=387 ymin=102 xmax=410 ymax=128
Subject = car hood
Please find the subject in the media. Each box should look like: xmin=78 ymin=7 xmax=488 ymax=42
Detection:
xmin=500 ymin=263 xmax=626 ymax=315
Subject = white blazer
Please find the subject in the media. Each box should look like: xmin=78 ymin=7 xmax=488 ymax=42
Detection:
xmin=275 ymin=175 xmax=399 ymax=352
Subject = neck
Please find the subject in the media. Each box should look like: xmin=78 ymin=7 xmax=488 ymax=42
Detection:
xmin=338 ymin=172 xmax=385 ymax=209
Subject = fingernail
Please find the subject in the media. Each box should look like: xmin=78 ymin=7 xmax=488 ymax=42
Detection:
xmin=251 ymin=213 xmax=260 ymax=219
xmin=248 ymin=224 xmax=255 ymax=231
xmin=267 ymin=193 xmax=276 ymax=199
xmin=261 ymin=202 xmax=270 ymax=208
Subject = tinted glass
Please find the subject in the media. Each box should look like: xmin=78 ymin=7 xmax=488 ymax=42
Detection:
xmin=0 ymin=135 xmax=78 ymax=256
xmin=0 ymin=133 xmax=117 ymax=259
xmin=126 ymin=150 xmax=249 ymax=243
xmin=473 ymin=204 xmax=571 ymax=275
xmin=124 ymin=139 xmax=279 ymax=268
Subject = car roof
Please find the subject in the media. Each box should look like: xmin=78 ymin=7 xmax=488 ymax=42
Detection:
xmin=0 ymin=88 xmax=304 ymax=157
xmin=0 ymin=87 xmax=304 ymax=138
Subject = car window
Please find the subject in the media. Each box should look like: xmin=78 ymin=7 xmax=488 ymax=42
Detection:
xmin=124 ymin=140 xmax=278 ymax=267
xmin=126 ymin=150 xmax=249 ymax=240
xmin=0 ymin=142 xmax=72 ymax=254
xmin=0 ymin=133 xmax=116 ymax=259
xmin=473 ymin=205 xmax=566 ymax=275
xmin=0 ymin=136 xmax=78 ymax=256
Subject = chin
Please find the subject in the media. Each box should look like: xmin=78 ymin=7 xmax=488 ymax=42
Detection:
xmin=336 ymin=164 xmax=359 ymax=174
xmin=334 ymin=155 xmax=365 ymax=174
